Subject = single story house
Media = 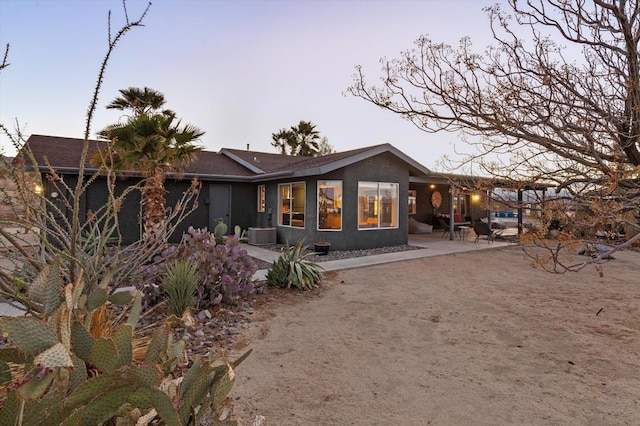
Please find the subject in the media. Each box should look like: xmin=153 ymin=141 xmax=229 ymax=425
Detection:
xmin=21 ymin=135 xmax=504 ymax=250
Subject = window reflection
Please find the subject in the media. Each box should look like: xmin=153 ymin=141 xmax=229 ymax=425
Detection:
xmin=318 ymin=180 xmax=342 ymax=230
xmin=358 ymin=182 xmax=398 ymax=229
xmin=279 ymin=182 xmax=305 ymax=227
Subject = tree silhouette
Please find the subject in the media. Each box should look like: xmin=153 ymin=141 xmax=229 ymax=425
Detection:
xmin=349 ymin=0 xmax=640 ymax=257
xmin=271 ymin=120 xmax=327 ymax=156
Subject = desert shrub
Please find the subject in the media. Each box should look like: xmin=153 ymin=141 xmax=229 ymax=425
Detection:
xmin=266 ymin=240 xmax=323 ymax=290
xmin=136 ymin=244 xmax=180 ymax=310
xmin=0 ymin=3 xmax=250 ymax=423
xmin=162 ymin=258 xmax=199 ymax=316
xmin=180 ymin=226 xmax=256 ymax=305
xmin=0 ymin=261 xmax=251 ymax=425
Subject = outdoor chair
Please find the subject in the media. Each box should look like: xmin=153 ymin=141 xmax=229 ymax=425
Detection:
xmin=409 ymin=217 xmax=433 ymax=234
xmin=439 ymin=218 xmax=461 ymax=239
xmin=473 ymin=221 xmax=494 ymax=243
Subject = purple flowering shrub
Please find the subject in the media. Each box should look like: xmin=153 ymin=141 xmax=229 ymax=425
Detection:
xmin=180 ymin=227 xmax=256 ymax=305
xmin=137 ymin=226 xmax=257 ymax=308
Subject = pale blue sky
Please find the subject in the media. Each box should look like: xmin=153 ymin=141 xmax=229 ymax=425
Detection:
xmin=0 ymin=0 xmax=498 ymax=168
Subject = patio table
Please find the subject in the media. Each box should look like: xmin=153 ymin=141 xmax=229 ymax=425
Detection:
xmin=458 ymin=225 xmax=472 ymax=241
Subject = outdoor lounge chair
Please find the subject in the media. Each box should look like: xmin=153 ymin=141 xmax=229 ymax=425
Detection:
xmin=439 ymin=218 xmax=461 ymax=239
xmin=473 ymin=221 xmax=494 ymax=243
xmin=409 ymin=217 xmax=433 ymax=234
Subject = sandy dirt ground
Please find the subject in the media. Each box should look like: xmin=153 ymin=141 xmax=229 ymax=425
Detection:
xmin=230 ymin=245 xmax=640 ymax=425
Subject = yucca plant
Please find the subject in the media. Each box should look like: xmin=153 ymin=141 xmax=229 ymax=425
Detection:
xmin=162 ymin=258 xmax=199 ymax=317
xmin=266 ymin=240 xmax=323 ymax=290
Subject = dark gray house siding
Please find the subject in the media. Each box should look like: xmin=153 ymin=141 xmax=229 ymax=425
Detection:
xmin=23 ymin=135 xmax=439 ymax=251
xmin=44 ymin=174 xmax=143 ymax=245
xmin=166 ymin=179 xmax=208 ymax=243
xmin=48 ymin=175 xmax=203 ymax=245
xmin=274 ymin=152 xmax=410 ymax=251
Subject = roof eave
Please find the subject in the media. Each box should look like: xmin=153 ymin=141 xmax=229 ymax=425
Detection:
xmin=278 ymin=144 xmax=433 ymax=178
xmin=219 ymin=149 xmax=266 ymax=174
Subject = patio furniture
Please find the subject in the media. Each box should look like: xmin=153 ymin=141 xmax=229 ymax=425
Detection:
xmin=409 ymin=217 xmax=433 ymax=234
xmin=473 ymin=221 xmax=494 ymax=243
xmin=459 ymin=225 xmax=472 ymax=241
xmin=439 ymin=218 xmax=461 ymax=239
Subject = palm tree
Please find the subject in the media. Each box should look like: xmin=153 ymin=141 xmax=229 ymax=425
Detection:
xmin=271 ymin=129 xmax=295 ymax=154
xmin=106 ymin=86 xmax=172 ymax=117
xmin=96 ymin=88 xmax=203 ymax=236
xmin=290 ymin=121 xmax=321 ymax=156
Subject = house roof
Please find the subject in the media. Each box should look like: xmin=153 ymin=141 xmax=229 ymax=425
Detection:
xmin=21 ymin=135 xmax=104 ymax=171
xmin=21 ymin=134 xmax=432 ymax=182
xmin=220 ymin=144 xmax=432 ymax=180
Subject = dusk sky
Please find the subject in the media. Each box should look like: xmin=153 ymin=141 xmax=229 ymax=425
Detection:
xmin=0 ymin=0 xmax=499 ymax=169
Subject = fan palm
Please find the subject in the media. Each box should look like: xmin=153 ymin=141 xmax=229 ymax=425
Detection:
xmin=106 ymin=86 xmax=172 ymax=117
xmin=271 ymin=129 xmax=295 ymax=154
xmin=290 ymin=120 xmax=321 ymax=156
xmin=97 ymin=112 xmax=203 ymax=234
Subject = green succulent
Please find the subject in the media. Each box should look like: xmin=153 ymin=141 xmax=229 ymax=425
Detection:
xmin=266 ymin=240 xmax=323 ymax=290
xmin=162 ymin=258 xmax=199 ymax=317
xmin=0 ymin=258 xmax=250 ymax=425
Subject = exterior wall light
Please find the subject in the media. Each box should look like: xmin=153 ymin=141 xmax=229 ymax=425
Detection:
xmin=34 ymin=184 xmax=43 ymax=195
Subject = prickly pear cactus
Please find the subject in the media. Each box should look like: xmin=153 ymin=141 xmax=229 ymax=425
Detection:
xmin=214 ymin=217 xmax=228 ymax=243
xmin=0 ymin=259 xmax=251 ymax=425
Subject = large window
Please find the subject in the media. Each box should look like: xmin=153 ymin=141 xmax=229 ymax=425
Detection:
xmin=279 ymin=182 xmax=305 ymax=227
xmin=358 ymin=182 xmax=399 ymax=229
xmin=317 ymin=180 xmax=342 ymax=230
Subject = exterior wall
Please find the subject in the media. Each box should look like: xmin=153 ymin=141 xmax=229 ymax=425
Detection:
xmin=166 ymin=179 xmax=207 ymax=243
xmin=46 ymin=174 xmax=211 ymax=245
xmin=276 ymin=152 xmax=410 ymax=251
xmin=163 ymin=180 xmax=258 ymax=242
xmin=52 ymin=174 xmax=144 ymax=245
xmin=37 ymin=152 xmax=415 ymax=250
xmin=41 ymin=173 xmax=262 ymax=245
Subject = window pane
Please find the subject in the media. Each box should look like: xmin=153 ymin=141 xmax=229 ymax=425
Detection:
xmin=379 ymin=183 xmax=398 ymax=228
xmin=358 ymin=182 xmax=378 ymax=229
xmin=278 ymin=184 xmax=291 ymax=226
xmin=291 ymin=183 xmax=305 ymax=227
xmin=318 ymin=180 xmax=342 ymax=230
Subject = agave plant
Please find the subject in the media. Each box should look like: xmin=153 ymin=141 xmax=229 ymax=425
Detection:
xmin=266 ymin=240 xmax=323 ymax=290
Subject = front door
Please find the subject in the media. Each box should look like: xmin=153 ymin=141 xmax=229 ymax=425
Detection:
xmin=209 ymin=185 xmax=231 ymax=232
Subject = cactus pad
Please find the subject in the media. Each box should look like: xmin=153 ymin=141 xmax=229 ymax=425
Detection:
xmin=0 ymin=316 xmax=58 ymax=356
xmin=33 ymin=342 xmax=73 ymax=368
